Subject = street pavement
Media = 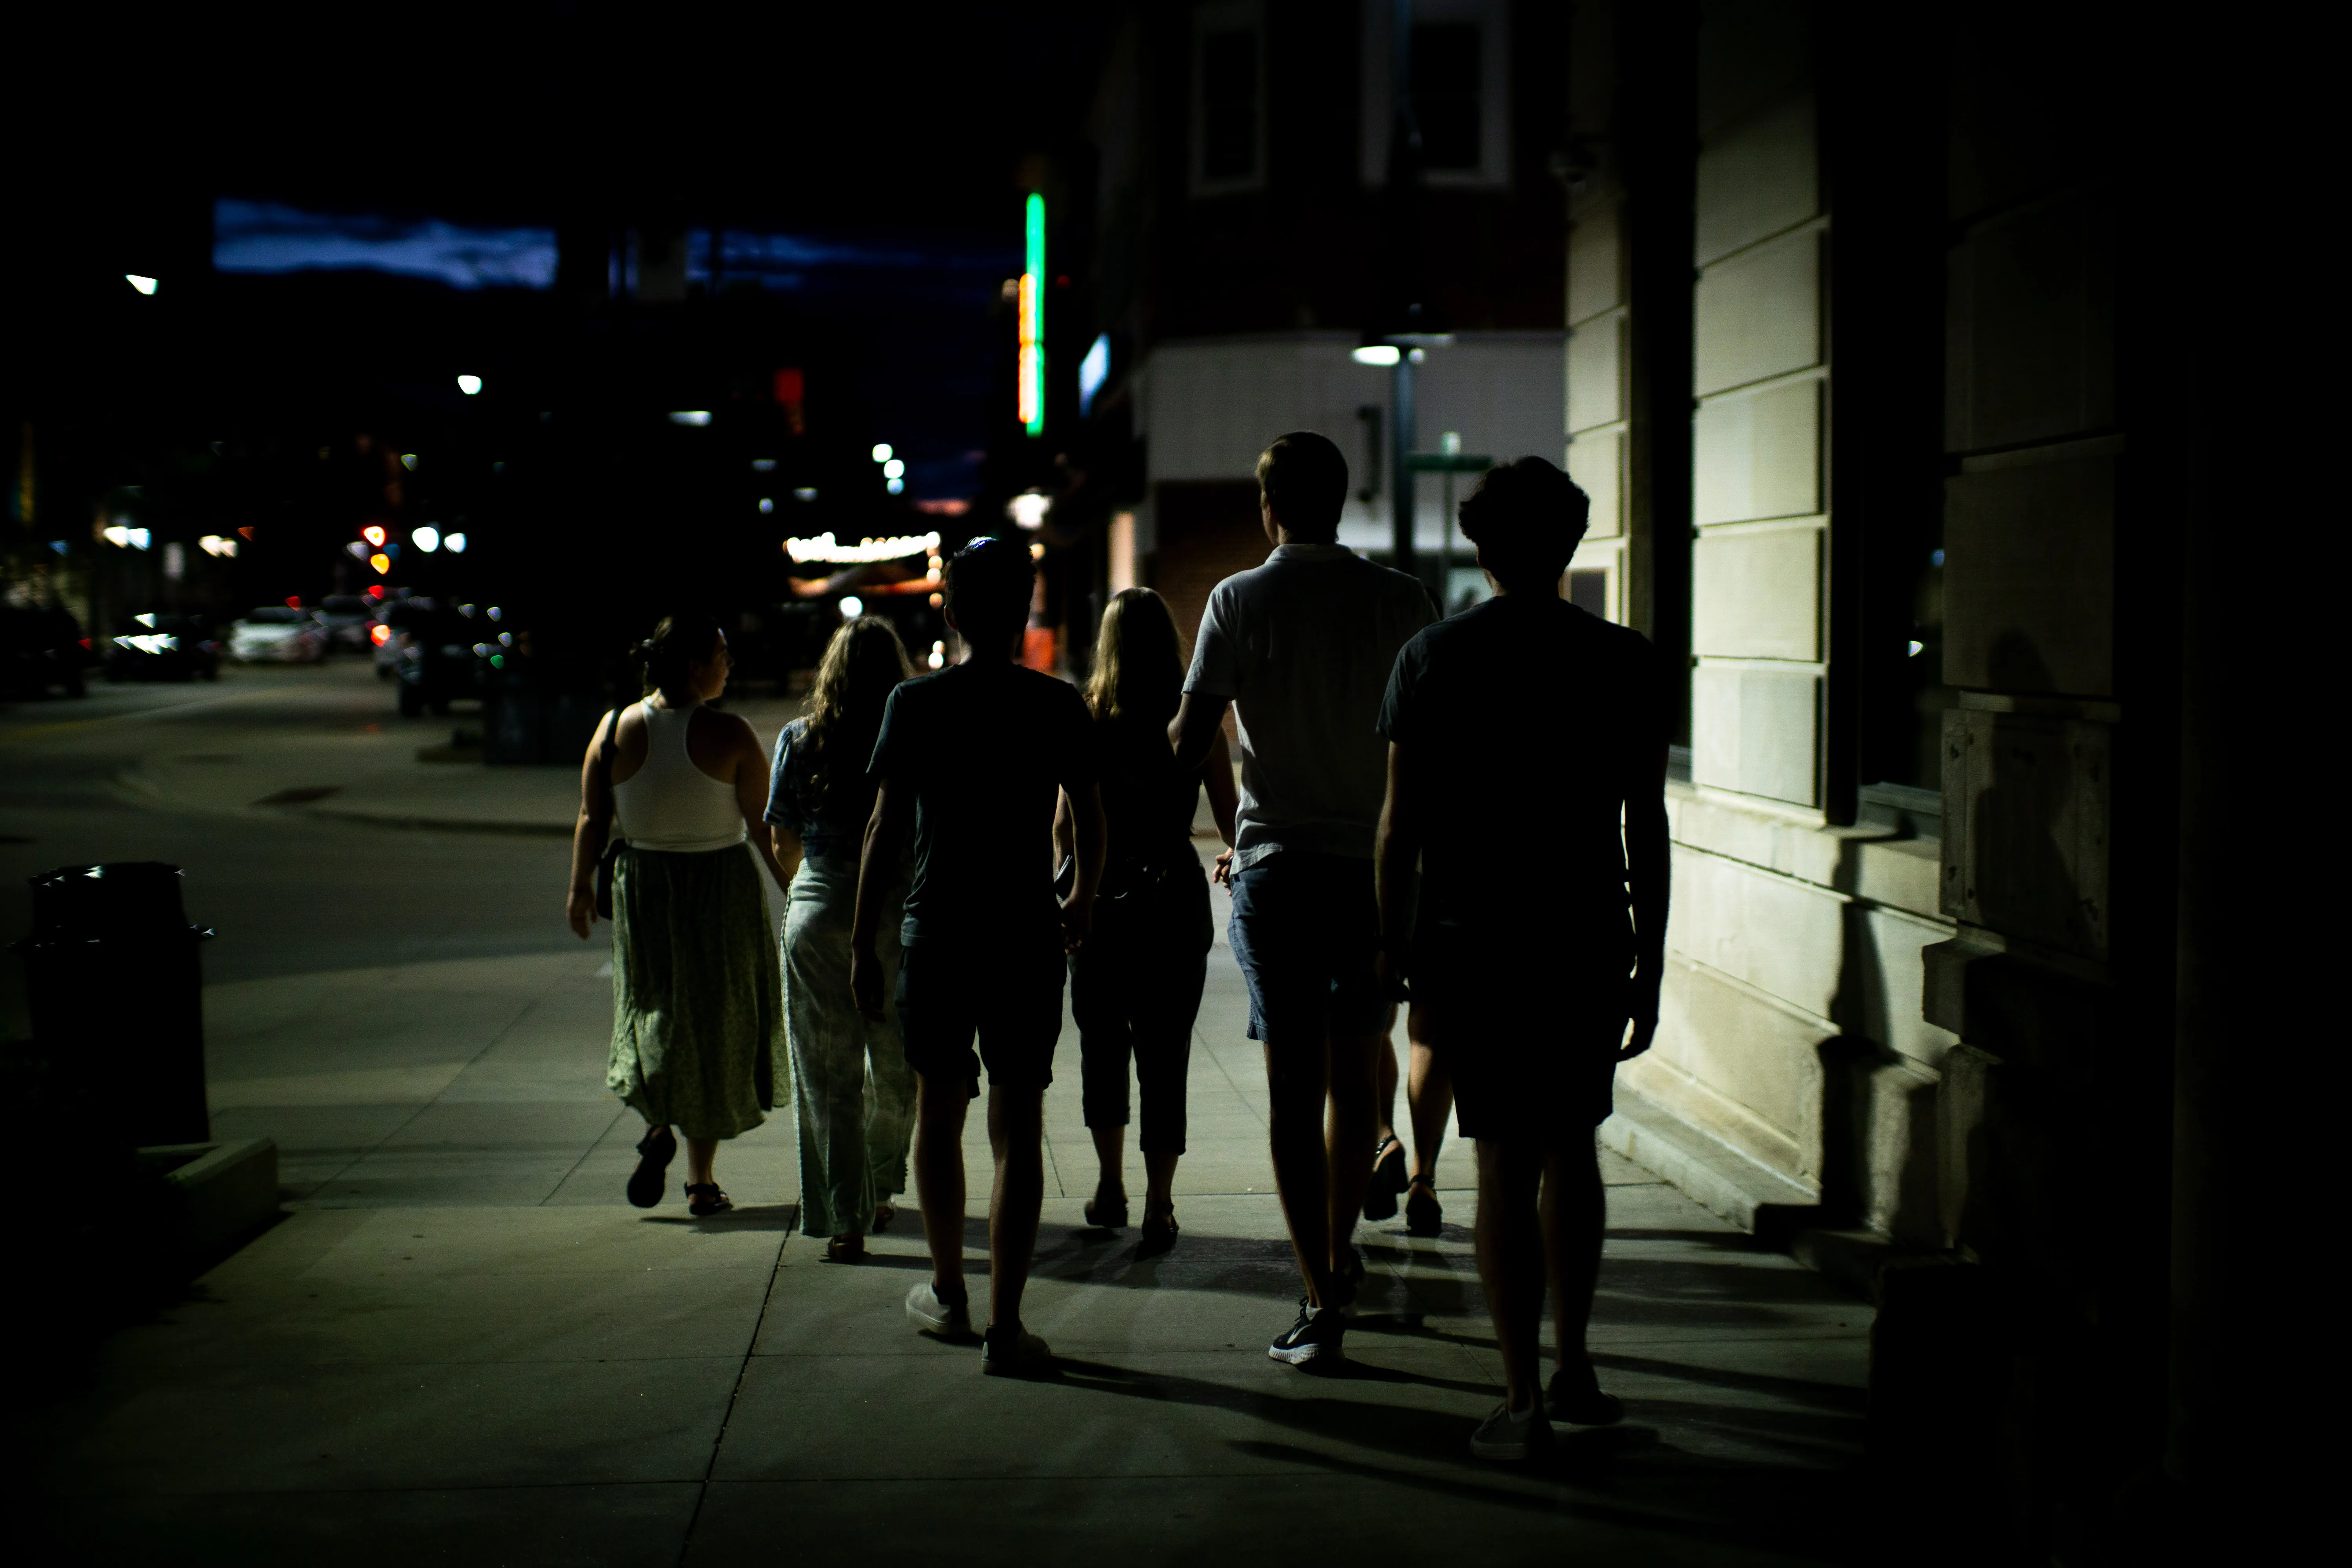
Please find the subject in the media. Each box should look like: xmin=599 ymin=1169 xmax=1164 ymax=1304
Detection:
xmin=4 ymin=662 xmax=1873 ymax=1565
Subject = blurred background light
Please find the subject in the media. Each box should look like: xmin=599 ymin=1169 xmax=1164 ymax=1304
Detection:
xmin=1005 ymin=492 xmax=1050 ymax=530
xmin=886 ymin=477 xmax=905 ymax=494
xmin=839 ymin=596 xmax=865 ymax=618
xmin=445 ymin=533 xmax=468 ymax=553
xmin=401 ymin=453 xmax=419 ymax=470
xmin=369 ymin=552 xmax=392 ymax=574
xmin=212 ymin=199 xmax=559 ymax=290
xmin=125 ymin=274 xmax=158 ymax=296
xmin=794 ymin=488 xmax=819 ymax=502
xmin=1352 ymin=345 xmax=1402 ymax=367
xmin=751 ymin=458 xmax=778 ymax=472
xmin=882 ymin=458 xmax=906 ymax=479
xmin=669 ymin=411 xmax=713 ymax=426
xmin=1078 ymin=333 xmax=1109 ymax=416
xmin=871 ymin=443 xmax=893 ymax=463
xmin=457 ymin=374 xmax=483 ymax=395
xmin=363 ymin=525 xmax=388 ymax=547
xmin=759 ymin=498 xmax=775 ymax=514
xmin=412 ymin=526 xmax=442 ymax=553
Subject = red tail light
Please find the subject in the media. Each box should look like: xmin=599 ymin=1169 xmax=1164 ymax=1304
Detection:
xmin=370 ymin=624 xmax=393 ymax=646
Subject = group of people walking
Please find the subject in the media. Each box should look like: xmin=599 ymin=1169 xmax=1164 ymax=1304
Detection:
xmin=565 ymin=432 xmax=1668 ymax=1462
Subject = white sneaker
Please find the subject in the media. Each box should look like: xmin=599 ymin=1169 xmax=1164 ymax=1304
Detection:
xmin=1469 ymin=1401 xmax=1554 ymax=1462
xmin=981 ymin=1323 xmax=1053 ymax=1376
xmin=906 ymin=1281 xmax=975 ymax=1341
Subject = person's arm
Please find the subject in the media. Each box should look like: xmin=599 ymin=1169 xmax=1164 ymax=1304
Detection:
xmin=1052 ymin=787 xmax=1076 ymax=874
xmin=1373 ymin=740 xmax=1422 ymax=999
xmin=1200 ymin=724 xmax=1239 ymax=884
xmin=730 ymin=718 xmax=793 ymax=895
xmin=1621 ymin=743 xmax=1672 ymax=1060
xmin=566 ymin=710 xmax=617 ymax=940
xmin=1169 ymin=691 xmax=1231 ymax=773
xmin=850 ymin=778 xmax=913 ymax=1019
xmin=1061 ymin=780 xmax=1107 ymax=953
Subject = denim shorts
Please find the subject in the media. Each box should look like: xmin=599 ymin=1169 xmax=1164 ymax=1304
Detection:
xmin=897 ymin=939 xmax=1065 ymax=1089
xmin=1227 ymin=850 xmax=1387 ymax=1047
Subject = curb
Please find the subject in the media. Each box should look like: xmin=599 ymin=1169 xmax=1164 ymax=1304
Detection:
xmin=299 ymin=807 xmax=575 ymax=838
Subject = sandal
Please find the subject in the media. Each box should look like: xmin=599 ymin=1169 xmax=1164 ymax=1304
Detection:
xmin=1137 ymin=1206 xmax=1179 ymax=1257
xmin=1083 ymin=1188 xmax=1129 ymax=1230
xmin=873 ymin=1203 xmax=896 ymax=1233
xmin=627 ymin=1126 xmax=676 ymax=1209
xmin=825 ymin=1234 xmax=866 ymax=1263
xmin=684 ymin=1182 xmax=733 ymax=1217
xmin=1405 ymin=1177 xmax=1444 ymax=1238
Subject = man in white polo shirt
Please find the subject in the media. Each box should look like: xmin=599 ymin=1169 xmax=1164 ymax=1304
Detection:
xmin=1170 ymin=430 xmax=1434 ymax=1367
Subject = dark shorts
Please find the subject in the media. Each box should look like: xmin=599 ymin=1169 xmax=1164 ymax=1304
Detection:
xmin=1412 ymin=917 xmax=1635 ymax=1140
xmin=897 ymin=939 xmax=1065 ymax=1089
xmin=1227 ymin=850 xmax=1387 ymax=1048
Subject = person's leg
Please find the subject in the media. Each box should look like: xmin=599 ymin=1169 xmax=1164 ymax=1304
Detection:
xmin=985 ymin=1081 xmax=1048 ymax=1330
xmin=911 ymin=1071 xmax=973 ymax=1301
xmin=1407 ymin=1036 xmax=1454 ymax=1184
xmin=1265 ymin=1036 xmax=1338 ymax=1303
xmin=1374 ymin=1009 xmax=1401 ymax=1149
xmin=685 ymin=1137 xmax=720 ymax=1188
xmin=1542 ymin=1133 xmax=1607 ymax=1377
xmin=1134 ymin=946 xmax=1202 ymax=1214
xmin=790 ymin=921 xmax=875 ymax=1241
xmin=863 ymin=913 xmax=916 ymax=1214
xmin=1325 ymin=1029 xmax=1383 ymax=1270
xmin=1475 ymin=1136 xmax=1548 ymax=1412
xmin=1071 ymin=944 xmax=1133 ymax=1214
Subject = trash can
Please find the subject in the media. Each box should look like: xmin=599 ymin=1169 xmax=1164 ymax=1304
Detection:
xmin=13 ymin=862 xmax=213 ymax=1146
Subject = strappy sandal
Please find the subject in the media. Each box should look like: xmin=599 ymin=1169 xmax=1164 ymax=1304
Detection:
xmin=825 ymin=1234 xmax=866 ymax=1263
xmin=1083 ymin=1188 xmax=1129 ymax=1230
xmin=627 ymin=1126 xmax=676 ymax=1209
xmin=1137 ymin=1206 xmax=1178 ymax=1257
xmin=684 ymin=1182 xmax=733 ymax=1217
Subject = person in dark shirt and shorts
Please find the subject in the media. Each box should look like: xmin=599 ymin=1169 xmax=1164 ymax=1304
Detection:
xmin=1374 ymin=458 xmax=1670 ymax=1460
xmin=851 ymin=537 xmax=1106 ymax=1376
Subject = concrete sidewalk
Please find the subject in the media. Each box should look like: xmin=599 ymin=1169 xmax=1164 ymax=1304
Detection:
xmin=21 ymin=662 xmax=1874 ymax=1563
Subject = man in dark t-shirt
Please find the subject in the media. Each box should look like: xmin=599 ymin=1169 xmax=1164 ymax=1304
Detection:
xmin=1374 ymin=458 xmax=1670 ymax=1462
xmin=852 ymin=537 xmax=1105 ymax=1376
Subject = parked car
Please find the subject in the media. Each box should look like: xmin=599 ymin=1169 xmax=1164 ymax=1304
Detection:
xmin=228 ymin=605 xmax=328 ymax=663
xmin=105 ymin=613 xmax=223 ymax=682
xmin=396 ymin=603 xmax=483 ymax=717
xmin=0 ymin=604 xmax=91 ymax=699
xmin=316 ymin=594 xmax=379 ymax=654
xmin=372 ymin=590 xmax=421 ymax=679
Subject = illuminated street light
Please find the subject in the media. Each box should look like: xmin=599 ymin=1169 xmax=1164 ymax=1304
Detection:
xmin=871 ymin=443 xmax=893 ymax=463
xmin=1352 ymin=345 xmax=1402 ymax=367
xmin=445 ymin=532 xmax=468 ymax=554
xmin=457 ymin=374 xmax=483 ymax=396
xmin=413 ymin=526 xmax=442 ymax=553
xmin=125 ymin=274 xmax=158 ymax=295
xmin=840 ymin=596 xmax=865 ymax=619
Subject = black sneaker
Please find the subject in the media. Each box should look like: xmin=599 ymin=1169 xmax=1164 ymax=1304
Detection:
xmin=1269 ymin=1298 xmax=1346 ymax=1366
xmin=1545 ymin=1363 xmax=1626 ymax=1426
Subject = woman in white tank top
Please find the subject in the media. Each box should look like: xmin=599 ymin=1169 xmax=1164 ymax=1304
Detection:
xmin=566 ymin=613 xmax=791 ymax=1215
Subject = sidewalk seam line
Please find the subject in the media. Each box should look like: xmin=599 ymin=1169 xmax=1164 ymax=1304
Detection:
xmin=678 ymin=1230 xmax=790 ymax=1563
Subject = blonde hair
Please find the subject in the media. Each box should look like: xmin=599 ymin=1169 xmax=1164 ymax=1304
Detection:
xmin=803 ymin=616 xmax=915 ymax=801
xmin=1083 ymin=588 xmax=1184 ymax=725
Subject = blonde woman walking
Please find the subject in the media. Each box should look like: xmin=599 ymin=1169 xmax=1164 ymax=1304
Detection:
xmin=568 ymin=613 xmax=790 ymax=1216
xmin=1056 ymin=588 xmax=1237 ymax=1253
xmin=766 ymin=616 xmax=919 ymax=1262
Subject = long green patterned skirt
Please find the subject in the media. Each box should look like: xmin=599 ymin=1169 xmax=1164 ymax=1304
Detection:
xmin=607 ymin=843 xmax=782 ymax=1141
